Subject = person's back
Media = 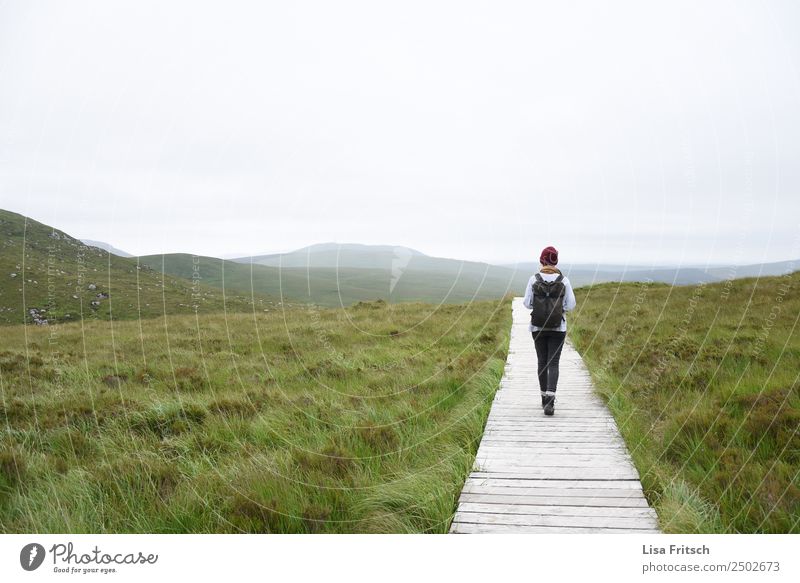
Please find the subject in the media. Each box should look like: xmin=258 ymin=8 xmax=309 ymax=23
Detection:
xmin=522 ymin=246 xmax=577 ymax=415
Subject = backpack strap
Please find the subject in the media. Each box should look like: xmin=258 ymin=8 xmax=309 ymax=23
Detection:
xmin=555 ymin=274 xmax=564 ymax=283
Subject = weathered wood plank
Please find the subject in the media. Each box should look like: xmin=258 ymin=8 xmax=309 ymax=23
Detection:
xmin=480 ymin=438 xmax=625 ymax=445
xmin=453 ymin=511 xmax=659 ymax=529
xmin=451 ymin=523 xmax=660 ymax=534
xmin=476 ymin=444 xmax=629 ymax=452
xmin=475 ymin=456 xmax=632 ymax=466
xmin=456 ymin=502 xmax=658 ymax=518
xmin=471 ymin=468 xmax=640 ymax=480
xmin=474 ymin=454 xmax=633 ymax=465
xmin=475 ymin=455 xmax=632 ymax=463
xmin=458 ymin=493 xmax=650 ymax=507
xmin=476 ymin=444 xmax=628 ymax=452
xmin=463 ymin=477 xmax=644 ymax=489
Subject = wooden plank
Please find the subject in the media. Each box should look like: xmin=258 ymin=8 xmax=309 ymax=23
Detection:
xmin=484 ymin=423 xmax=619 ymax=429
xmin=475 ymin=451 xmax=631 ymax=459
xmin=477 ymin=443 xmax=626 ymax=450
xmin=481 ymin=431 xmax=619 ymax=436
xmin=461 ymin=485 xmax=647 ymax=498
xmin=463 ymin=477 xmax=644 ymax=490
xmin=456 ymin=502 xmax=658 ymax=518
xmin=458 ymin=493 xmax=650 ymax=507
xmin=484 ymin=424 xmax=618 ymax=428
xmin=475 ymin=459 xmax=633 ymax=467
xmin=488 ymin=416 xmax=616 ymax=421
xmin=474 ymin=457 xmax=635 ymax=465
xmin=482 ymin=428 xmax=619 ymax=433
xmin=475 ymin=455 xmax=633 ymax=465
xmin=476 ymin=443 xmax=627 ymax=450
xmin=485 ymin=423 xmax=617 ymax=427
xmin=487 ymin=412 xmax=613 ymax=420
xmin=476 ymin=450 xmax=632 ymax=457
xmin=453 ymin=511 xmax=658 ymax=529
xmin=481 ymin=433 xmax=624 ymax=440
xmin=475 ymin=456 xmax=632 ymax=466
xmin=451 ymin=523 xmax=660 ymax=534
xmin=486 ymin=413 xmax=615 ymax=418
xmin=468 ymin=468 xmax=640 ymax=480
xmin=479 ymin=437 xmax=627 ymax=445
xmin=487 ymin=410 xmax=610 ymax=415
xmin=482 ymin=427 xmax=619 ymax=433
xmin=476 ymin=445 xmax=628 ymax=452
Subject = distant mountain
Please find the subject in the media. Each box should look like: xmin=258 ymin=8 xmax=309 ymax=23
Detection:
xmin=564 ymin=265 xmax=722 ymax=286
xmin=704 ymin=259 xmax=798 ymax=279
xmin=80 ymin=239 xmax=134 ymax=257
xmin=169 ymin=244 xmax=799 ymax=305
xmin=0 ymin=209 xmax=268 ymax=325
xmin=140 ymin=249 xmax=528 ymax=307
xmin=233 ymin=242 xmax=426 ymax=269
xmin=503 ymin=260 xmax=799 ymax=287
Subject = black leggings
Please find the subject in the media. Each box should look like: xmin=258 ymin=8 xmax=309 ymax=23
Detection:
xmin=532 ymin=330 xmax=566 ymax=393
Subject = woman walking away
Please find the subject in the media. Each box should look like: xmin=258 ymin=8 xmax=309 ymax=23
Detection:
xmin=522 ymin=246 xmax=577 ymax=416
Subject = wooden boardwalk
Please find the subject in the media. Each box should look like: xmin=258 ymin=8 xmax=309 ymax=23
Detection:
xmin=450 ymin=297 xmax=660 ymax=533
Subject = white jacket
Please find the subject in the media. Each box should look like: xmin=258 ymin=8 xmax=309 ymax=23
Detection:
xmin=522 ymin=271 xmax=577 ymax=332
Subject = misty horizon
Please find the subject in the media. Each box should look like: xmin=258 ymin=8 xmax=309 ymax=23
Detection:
xmin=2 ymin=1 xmax=799 ymax=266
xmin=3 ymin=204 xmax=798 ymax=269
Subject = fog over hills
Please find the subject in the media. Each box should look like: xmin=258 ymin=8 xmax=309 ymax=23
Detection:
xmin=5 ymin=209 xmax=798 ymax=313
xmin=136 ymin=240 xmax=800 ymax=298
xmin=80 ymin=239 xmax=134 ymax=257
xmin=140 ymin=249 xmax=527 ymax=307
xmin=233 ymin=243 xmax=800 ymax=289
xmin=234 ymin=243 xmax=426 ymax=270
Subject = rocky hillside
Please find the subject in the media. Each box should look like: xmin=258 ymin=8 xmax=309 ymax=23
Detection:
xmin=0 ymin=209 xmax=272 ymax=326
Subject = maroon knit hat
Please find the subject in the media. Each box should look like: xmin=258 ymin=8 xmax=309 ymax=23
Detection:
xmin=540 ymin=246 xmax=559 ymax=266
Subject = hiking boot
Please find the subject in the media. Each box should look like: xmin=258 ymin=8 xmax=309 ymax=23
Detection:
xmin=543 ymin=394 xmax=555 ymax=416
xmin=541 ymin=393 xmax=547 ymax=408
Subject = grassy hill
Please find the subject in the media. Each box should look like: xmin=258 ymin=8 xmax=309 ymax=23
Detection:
xmin=0 ymin=210 xmax=269 ymax=326
xmin=508 ymin=260 xmax=799 ymax=286
xmin=0 ymin=298 xmax=510 ymax=533
xmin=569 ymin=272 xmax=800 ymax=533
xmin=139 ymin=251 xmax=529 ymax=307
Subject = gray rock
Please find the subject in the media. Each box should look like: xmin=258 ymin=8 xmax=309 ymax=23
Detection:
xmin=28 ymin=307 xmax=49 ymax=325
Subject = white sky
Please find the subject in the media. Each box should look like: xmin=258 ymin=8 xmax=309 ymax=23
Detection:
xmin=1 ymin=0 xmax=799 ymax=265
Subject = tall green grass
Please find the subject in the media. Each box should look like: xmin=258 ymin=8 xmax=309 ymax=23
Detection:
xmin=0 ymin=299 xmax=510 ymax=533
xmin=570 ymin=272 xmax=799 ymax=533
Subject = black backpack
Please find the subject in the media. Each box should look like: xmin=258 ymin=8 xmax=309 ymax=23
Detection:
xmin=531 ymin=273 xmax=565 ymax=328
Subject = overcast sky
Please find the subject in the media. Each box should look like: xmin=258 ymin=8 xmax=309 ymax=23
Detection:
xmin=1 ymin=0 xmax=799 ymax=265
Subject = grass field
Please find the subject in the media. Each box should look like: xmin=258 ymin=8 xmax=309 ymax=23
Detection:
xmin=569 ymin=271 xmax=800 ymax=533
xmin=4 ymin=208 xmax=798 ymax=534
xmin=0 ymin=298 xmax=510 ymax=533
